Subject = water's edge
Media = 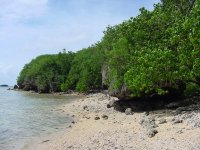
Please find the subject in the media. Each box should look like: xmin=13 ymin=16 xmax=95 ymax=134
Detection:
xmin=0 ymin=87 xmax=83 ymax=150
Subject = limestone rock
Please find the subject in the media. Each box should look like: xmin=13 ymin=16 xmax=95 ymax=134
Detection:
xmin=158 ymin=118 xmax=167 ymax=124
xmin=107 ymin=100 xmax=116 ymax=108
xmin=83 ymin=105 xmax=89 ymax=111
xmin=147 ymin=129 xmax=158 ymax=138
xmin=125 ymin=108 xmax=133 ymax=115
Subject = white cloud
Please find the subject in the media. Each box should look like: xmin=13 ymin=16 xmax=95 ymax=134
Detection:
xmin=0 ymin=0 xmax=161 ymax=85
xmin=0 ymin=0 xmax=48 ymax=23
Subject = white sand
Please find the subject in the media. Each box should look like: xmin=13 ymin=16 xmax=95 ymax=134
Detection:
xmin=23 ymin=93 xmax=200 ymax=150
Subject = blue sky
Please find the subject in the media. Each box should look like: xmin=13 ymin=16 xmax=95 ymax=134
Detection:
xmin=0 ymin=0 xmax=160 ymax=85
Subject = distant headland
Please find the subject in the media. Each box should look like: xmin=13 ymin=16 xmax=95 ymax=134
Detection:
xmin=0 ymin=84 xmax=9 ymax=87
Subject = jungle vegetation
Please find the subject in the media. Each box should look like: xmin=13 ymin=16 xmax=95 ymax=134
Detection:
xmin=17 ymin=0 xmax=200 ymax=98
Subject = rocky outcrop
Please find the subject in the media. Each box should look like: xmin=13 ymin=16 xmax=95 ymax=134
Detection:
xmin=13 ymin=85 xmax=18 ymax=89
xmin=140 ymin=115 xmax=158 ymax=138
xmin=108 ymin=92 xmax=200 ymax=112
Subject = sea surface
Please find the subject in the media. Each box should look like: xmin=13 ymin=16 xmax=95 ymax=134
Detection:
xmin=0 ymin=87 xmax=81 ymax=150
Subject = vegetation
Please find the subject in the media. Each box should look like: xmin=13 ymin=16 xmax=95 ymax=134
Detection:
xmin=18 ymin=0 xmax=200 ymax=98
xmin=17 ymin=50 xmax=75 ymax=93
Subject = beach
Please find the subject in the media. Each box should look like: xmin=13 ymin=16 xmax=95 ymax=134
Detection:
xmin=24 ymin=93 xmax=200 ymax=150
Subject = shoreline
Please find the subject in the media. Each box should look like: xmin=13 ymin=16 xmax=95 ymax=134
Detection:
xmin=23 ymin=93 xmax=200 ymax=150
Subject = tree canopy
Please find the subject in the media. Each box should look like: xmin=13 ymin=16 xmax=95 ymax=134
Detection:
xmin=17 ymin=0 xmax=200 ymax=98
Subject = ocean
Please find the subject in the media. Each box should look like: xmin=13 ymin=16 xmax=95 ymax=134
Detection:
xmin=0 ymin=87 xmax=80 ymax=150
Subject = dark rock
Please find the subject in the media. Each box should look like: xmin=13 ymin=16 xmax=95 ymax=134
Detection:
xmin=94 ymin=116 xmax=100 ymax=120
xmin=107 ymin=104 xmax=111 ymax=108
xmin=139 ymin=119 xmax=145 ymax=125
xmin=68 ymin=145 xmax=73 ymax=148
xmin=175 ymin=107 xmax=183 ymax=115
xmin=23 ymin=85 xmax=31 ymax=91
xmin=173 ymin=118 xmax=183 ymax=124
xmin=72 ymin=121 xmax=75 ymax=124
xmin=158 ymin=118 xmax=167 ymax=124
xmin=166 ymin=102 xmax=180 ymax=109
xmin=176 ymin=129 xmax=183 ymax=134
xmin=147 ymin=129 xmax=158 ymax=138
xmin=102 ymin=114 xmax=108 ymax=120
xmin=144 ymin=112 xmax=149 ymax=116
xmin=13 ymin=84 xmax=18 ymax=89
xmin=125 ymin=108 xmax=133 ymax=115
xmin=41 ymin=140 xmax=50 ymax=143
xmin=83 ymin=105 xmax=89 ymax=111
xmin=107 ymin=100 xmax=116 ymax=108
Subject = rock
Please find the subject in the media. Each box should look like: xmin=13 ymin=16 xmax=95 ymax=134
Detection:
xmin=125 ymin=108 xmax=133 ymax=115
xmin=41 ymin=140 xmax=50 ymax=143
xmin=23 ymin=85 xmax=31 ymax=91
xmin=72 ymin=121 xmax=75 ymax=124
xmin=139 ymin=119 xmax=145 ymax=125
xmin=102 ymin=114 xmax=108 ymax=120
xmin=175 ymin=107 xmax=183 ymax=115
xmin=176 ymin=129 xmax=183 ymax=134
xmin=83 ymin=115 xmax=91 ymax=119
xmin=158 ymin=118 xmax=167 ymax=124
xmin=107 ymin=100 xmax=116 ymax=108
xmin=173 ymin=118 xmax=183 ymax=124
xmin=83 ymin=105 xmax=89 ymax=111
xmin=147 ymin=129 xmax=158 ymax=138
xmin=68 ymin=145 xmax=73 ymax=148
xmin=140 ymin=116 xmax=158 ymax=129
xmin=13 ymin=84 xmax=18 ymax=89
xmin=85 ymin=116 xmax=90 ymax=119
xmin=107 ymin=104 xmax=111 ymax=108
xmin=144 ymin=111 xmax=149 ymax=116
xmin=185 ymin=113 xmax=200 ymax=128
xmin=94 ymin=116 xmax=100 ymax=120
xmin=166 ymin=102 xmax=180 ymax=109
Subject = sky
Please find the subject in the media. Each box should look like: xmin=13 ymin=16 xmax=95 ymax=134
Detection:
xmin=0 ymin=0 xmax=160 ymax=86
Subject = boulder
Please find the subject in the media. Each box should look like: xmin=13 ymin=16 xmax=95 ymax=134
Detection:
xmin=102 ymin=114 xmax=108 ymax=120
xmin=147 ymin=129 xmax=158 ymax=138
xmin=13 ymin=84 xmax=18 ymax=89
xmin=166 ymin=102 xmax=180 ymax=109
xmin=94 ymin=116 xmax=100 ymax=120
xmin=172 ymin=117 xmax=183 ymax=124
xmin=140 ymin=116 xmax=158 ymax=129
xmin=175 ymin=107 xmax=183 ymax=115
xmin=158 ymin=118 xmax=167 ymax=124
xmin=125 ymin=108 xmax=133 ymax=115
xmin=83 ymin=105 xmax=89 ymax=111
xmin=107 ymin=100 xmax=116 ymax=108
xmin=23 ymin=85 xmax=31 ymax=91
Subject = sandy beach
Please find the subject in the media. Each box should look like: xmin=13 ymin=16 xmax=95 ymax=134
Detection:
xmin=23 ymin=93 xmax=200 ymax=150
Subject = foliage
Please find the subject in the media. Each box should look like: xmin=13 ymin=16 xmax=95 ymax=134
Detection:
xmin=64 ymin=44 xmax=105 ymax=92
xmin=18 ymin=0 xmax=200 ymax=97
xmin=17 ymin=51 xmax=75 ymax=93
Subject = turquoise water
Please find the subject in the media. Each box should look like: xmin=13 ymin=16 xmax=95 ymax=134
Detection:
xmin=0 ymin=87 xmax=80 ymax=150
